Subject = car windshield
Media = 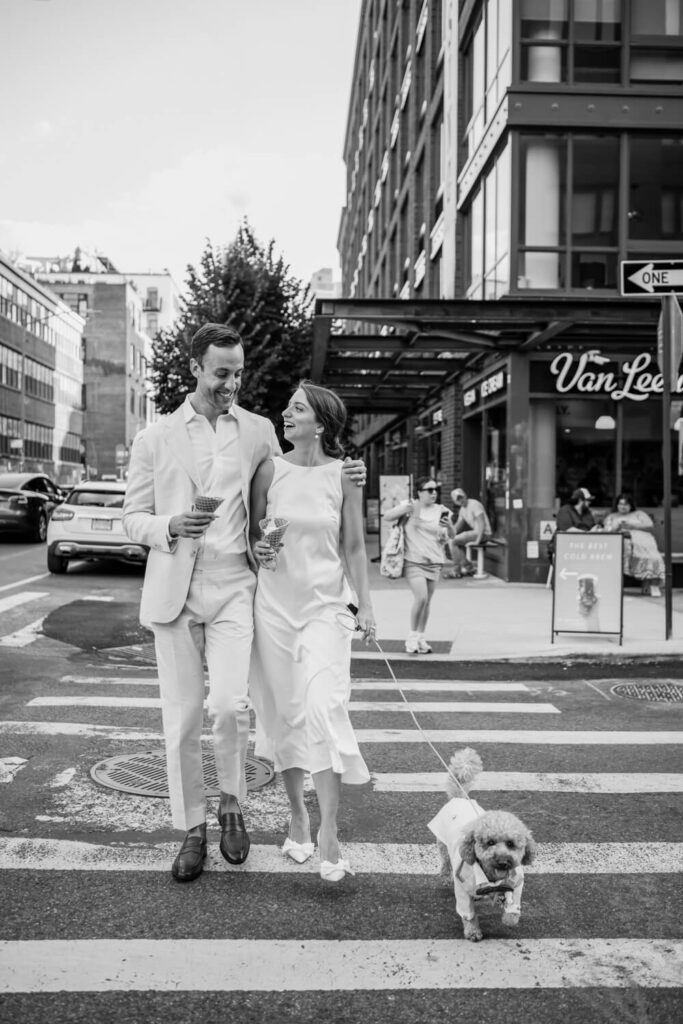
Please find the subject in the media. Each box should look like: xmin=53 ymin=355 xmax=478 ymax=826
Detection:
xmin=66 ymin=490 xmax=125 ymax=509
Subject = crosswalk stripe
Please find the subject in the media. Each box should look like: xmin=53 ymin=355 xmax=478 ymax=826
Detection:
xmin=355 ymin=729 xmax=683 ymax=744
xmin=58 ymin=675 xmax=532 ymax=693
xmin=0 ymin=574 xmax=49 ymax=593
xmin=0 ymin=591 xmax=48 ymax=615
xmin=372 ymin=771 xmax=683 ymax=792
xmin=3 ymin=721 xmax=683 ymax=744
xmin=26 ymin=696 xmax=559 ymax=714
xmin=0 ymin=617 xmax=45 ymax=648
xmin=1 ymin=938 xmax=681 ymax=991
xmin=1 ymin=838 xmax=681 ymax=874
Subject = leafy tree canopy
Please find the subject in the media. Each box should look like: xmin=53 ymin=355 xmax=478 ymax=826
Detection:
xmin=149 ymin=221 xmax=313 ymax=428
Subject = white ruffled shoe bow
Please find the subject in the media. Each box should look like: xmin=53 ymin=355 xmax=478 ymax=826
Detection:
xmin=282 ymin=818 xmax=314 ymax=864
xmin=319 ymin=857 xmax=354 ymax=882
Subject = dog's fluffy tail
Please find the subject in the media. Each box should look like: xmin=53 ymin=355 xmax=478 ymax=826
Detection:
xmin=445 ymin=747 xmax=483 ymax=798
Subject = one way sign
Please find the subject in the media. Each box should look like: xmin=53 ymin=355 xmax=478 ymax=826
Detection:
xmin=621 ymin=259 xmax=683 ymax=296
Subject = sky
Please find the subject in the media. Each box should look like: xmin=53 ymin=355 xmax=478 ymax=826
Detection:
xmin=0 ymin=0 xmax=363 ymax=290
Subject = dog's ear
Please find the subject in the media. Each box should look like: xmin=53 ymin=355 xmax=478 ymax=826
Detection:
xmin=522 ymin=832 xmax=537 ymax=866
xmin=458 ymin=826 xmax=477 ymax=865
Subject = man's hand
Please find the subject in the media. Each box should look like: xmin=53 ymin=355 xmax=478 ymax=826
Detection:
xmin=343 ymin=456 xmax=367 ymax=487
xmin=168 ymin=511 xmax=216 ymax=539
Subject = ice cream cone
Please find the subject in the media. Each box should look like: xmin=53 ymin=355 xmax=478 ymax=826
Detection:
xmin=259 ymin=516 xmax=289 ymax=549
xmin=193 ymin=495 xmax=224 ymax=514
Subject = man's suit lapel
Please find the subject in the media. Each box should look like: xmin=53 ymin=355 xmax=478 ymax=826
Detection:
xmin=162 ymin=406 xmax=203 ymax=491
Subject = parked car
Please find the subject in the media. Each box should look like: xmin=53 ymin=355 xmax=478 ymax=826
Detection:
xmin=0 ymin=472 xmax=65 ymax=543
xmin=46 ymin=480 xmax=148 ymax=573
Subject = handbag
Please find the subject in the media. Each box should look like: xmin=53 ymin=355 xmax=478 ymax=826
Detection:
xmin=380 ymin=518 xmax=406 ymax=579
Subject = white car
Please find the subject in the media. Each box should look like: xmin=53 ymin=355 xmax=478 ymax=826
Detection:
xmin=46 ymin=480 xmax=148 ymax=574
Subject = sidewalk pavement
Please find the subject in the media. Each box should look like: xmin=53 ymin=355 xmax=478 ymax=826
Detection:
xmin=361 ymin=538 xmax=683 ymax=663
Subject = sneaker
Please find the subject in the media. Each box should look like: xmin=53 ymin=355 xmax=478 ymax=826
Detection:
xmin=416 ymin=638 xmax=432 ymax=654
xmin=649 ymin=585 xmax=662 ymax=597
xmin=405 ymin=637 xmax=419 ymax=654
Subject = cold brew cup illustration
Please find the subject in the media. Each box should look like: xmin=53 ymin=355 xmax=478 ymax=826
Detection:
xmin=577 ymin=573 xmax=599 ymax=614
xmin=259 ymin=516 xmax=289 ymax=569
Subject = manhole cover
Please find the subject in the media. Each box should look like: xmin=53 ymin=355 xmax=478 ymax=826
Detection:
xmin=611 ymin=682 xmax=683 ymax=703
xmin=91 ymin=749 xmax=274 ymax=797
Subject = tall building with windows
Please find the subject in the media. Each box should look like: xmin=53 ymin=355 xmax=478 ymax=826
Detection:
xmin=0 ymin=254 xmax=85 ymax=484
xmin=327 ymin=0 xmax=683 ymax=581
xmin=127 ymin=272 xmax=182 ymax=341
xmin=32 ymin=252 xmax=154 ymax=480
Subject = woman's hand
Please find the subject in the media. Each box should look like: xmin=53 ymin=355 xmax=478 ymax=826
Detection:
xmin=253 ymin=538 xmax=279 ymax=570
xmin=356 ymin=602 xmax=376 ymax=644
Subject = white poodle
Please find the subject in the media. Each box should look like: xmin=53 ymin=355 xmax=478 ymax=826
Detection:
xmin=428 ymin=747 xmax=536 ymax=941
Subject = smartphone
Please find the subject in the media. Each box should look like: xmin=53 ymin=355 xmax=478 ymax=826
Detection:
xmin=439 ymin=510 xmax=451 ymax=525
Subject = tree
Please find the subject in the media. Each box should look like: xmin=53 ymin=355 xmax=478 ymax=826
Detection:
xmin=149 ymin=222 xmax=313 ymax=427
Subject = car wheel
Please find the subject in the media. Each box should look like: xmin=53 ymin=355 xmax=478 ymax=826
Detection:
xmin=32 ymin=511 xmax=48 ymax=543
xmin=47 ymin=549 xmax=68 ymax=574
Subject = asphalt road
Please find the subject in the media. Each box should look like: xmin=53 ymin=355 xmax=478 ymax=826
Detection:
xmin=0 ymin=541 xmax=682 ymax=1023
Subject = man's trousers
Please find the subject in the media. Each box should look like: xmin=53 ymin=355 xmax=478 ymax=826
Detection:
xmin=152 ymin=555 xmax=256 ymax=831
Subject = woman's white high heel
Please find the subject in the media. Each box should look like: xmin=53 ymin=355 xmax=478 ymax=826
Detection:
xmin=317 ymin=831 xmax=353 ymax=882
xmin=282 ymin=817 xmax=314 ymax=864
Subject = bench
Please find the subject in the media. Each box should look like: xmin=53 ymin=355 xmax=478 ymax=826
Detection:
xmin=465 ymin=538 xmax=499 ymax=580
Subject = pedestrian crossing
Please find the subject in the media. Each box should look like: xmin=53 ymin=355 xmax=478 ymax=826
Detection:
xmin=1 ymin=649 xmax=682 ymax=1012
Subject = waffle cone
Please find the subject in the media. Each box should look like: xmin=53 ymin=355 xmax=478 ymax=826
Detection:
xmin=193 ymin=495 xmax=224 ymax=514
xmin=259 ymin=517 xmax=289 ymax=549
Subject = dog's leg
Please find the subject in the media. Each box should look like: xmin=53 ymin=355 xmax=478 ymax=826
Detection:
xmin=454 ymin=878 xmax=483 ymax=941
xmin=501 ymin=873 xmax=524 ymax=927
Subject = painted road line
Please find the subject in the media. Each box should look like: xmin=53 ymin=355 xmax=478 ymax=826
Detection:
xmin=58 ymin=676 xmax=531 ymax=693
xmin=1 ymin=838 xmax=682 ymax=875
xmin=0 ymin=591 xmax=48 ymax=615
xmin=1 ymin=938 xmax=681 ymax=992
xmin=0 ymin=617 xmax=45 ymax=648
xmin=372 ymin=771 xmax=683 ymax=793
xmin=354 ymin=729 xmax=683 ymax=744
xmin=27 ymin=696 xmax=559 ymax=714
xmin=350 ymin=701 xmax=559 ymax=714
xmin=0 ymin=573 xmax=49 ymax=593
xmin=3 ymin=721 xmax=683 ymax=744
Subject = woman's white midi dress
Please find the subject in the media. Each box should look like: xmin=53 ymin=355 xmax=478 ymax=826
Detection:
xmin=251 ymin=457 xmax=369 ymax=784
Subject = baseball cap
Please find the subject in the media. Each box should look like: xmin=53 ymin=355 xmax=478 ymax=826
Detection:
xmin=572 ymin=487 xmax=594 ymax=502
xmin=451 ymin=488 xmax=467 ymax=502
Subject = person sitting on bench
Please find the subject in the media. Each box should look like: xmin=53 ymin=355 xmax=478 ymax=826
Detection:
xmin=448 ymin=488 xmax=493 ymax=578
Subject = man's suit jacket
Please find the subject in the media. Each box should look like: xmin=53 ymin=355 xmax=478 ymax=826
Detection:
xmin=122 ymin=402 xmax=279 ymax=627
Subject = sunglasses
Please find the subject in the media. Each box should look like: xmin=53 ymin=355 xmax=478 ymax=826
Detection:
xmin=420 ymin=486 xmax=439 ymax=493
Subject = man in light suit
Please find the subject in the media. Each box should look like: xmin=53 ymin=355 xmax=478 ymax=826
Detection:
xmin=123 ymin=323 xmax=363 ymax=882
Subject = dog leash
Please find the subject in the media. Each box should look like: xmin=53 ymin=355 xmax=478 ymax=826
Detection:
xmin=338 ymin=610 xmax=475 ymax=804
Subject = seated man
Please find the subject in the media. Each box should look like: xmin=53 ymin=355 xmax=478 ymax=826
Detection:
xmin=555 ymin=487 xmax=596 ymax=533
xmin=448 ymin=487 xmax=493 ymax=577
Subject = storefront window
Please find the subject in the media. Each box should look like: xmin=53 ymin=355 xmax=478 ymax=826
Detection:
xmin=485 ymin=405 xmax=507 ymax=535
xmin=555 ymin=399 xmax=616 ymax=507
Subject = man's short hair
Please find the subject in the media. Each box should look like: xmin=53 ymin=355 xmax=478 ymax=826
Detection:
xmin=191 ymin=323 xmax=243 ymax=366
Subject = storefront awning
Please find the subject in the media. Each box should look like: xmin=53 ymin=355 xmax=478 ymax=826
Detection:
xmin=311 ymin=296 xmax=661 ymax=413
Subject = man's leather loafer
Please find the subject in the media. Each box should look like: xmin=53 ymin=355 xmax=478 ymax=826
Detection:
xmin=171 ymin=833 xmax=207 ymax=882
xmin=217 ymin=809 xmax=250 ymax=865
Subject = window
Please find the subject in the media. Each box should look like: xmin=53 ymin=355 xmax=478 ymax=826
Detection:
xmin=628 ymin=136 xmax=683 ymax=242
xmin=520 ymin=0 xmax=622 ymax=84
xmin=518 ymin=134 xmax=567 ymax=289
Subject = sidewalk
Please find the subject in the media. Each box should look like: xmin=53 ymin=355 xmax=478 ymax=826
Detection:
xmin=362 ymin=538 xmax=683 ymax=663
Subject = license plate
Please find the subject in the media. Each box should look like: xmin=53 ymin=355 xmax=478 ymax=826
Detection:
xmin=92 ymin=518 xmax=113 ymax=531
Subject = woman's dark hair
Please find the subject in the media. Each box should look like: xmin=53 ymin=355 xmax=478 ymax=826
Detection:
xmin=415 ymin=475 xmax=438 ymax=497
xmin=298 ymin=380 xmax=347 ymax=458
xmin=191 ymin=323 xmax=243 ymax=366
xmin=614 ymin=492 xmax=636 ymax=512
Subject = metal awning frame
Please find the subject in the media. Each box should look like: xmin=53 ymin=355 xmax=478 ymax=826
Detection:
xmin=312 ymin=296 xmax=661 ymax=414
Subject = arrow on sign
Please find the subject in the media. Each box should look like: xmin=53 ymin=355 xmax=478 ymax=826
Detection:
xmin=628 ymin=263 xmax=683 ymax=294
xmin=559 ymin=569 xmax=578 ymax=580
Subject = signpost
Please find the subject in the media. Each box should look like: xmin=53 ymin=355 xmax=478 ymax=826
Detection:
xmin=552 ymin=532 xmax=624 ymax=644
xmin=621 ymin=260 xmax=683 ymax=639
xmin=620 ymin=260 xmax=683 ymax=296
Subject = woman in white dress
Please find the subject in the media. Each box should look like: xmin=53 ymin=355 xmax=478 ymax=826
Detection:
xmin=383 ymin=478 xmax=454 ymax=653
xmin=249 ymin=380 xmax=375 ymax=882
